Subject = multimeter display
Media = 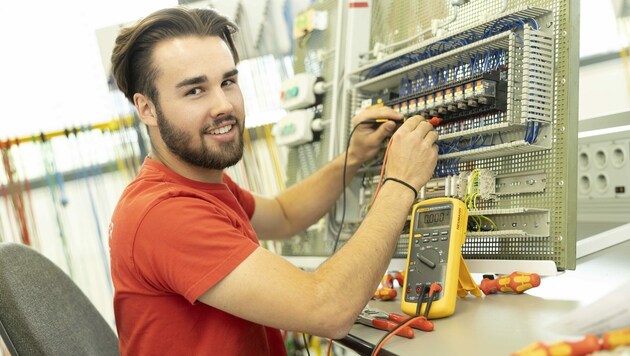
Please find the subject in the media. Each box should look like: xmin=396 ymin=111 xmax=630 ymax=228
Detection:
xmin=416 ymin=209 xmax=451 ymax=229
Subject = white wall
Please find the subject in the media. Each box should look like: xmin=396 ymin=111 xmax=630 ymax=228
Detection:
xmin=0 ymin=0 xmax=176 ymax=139
xmin=579 ymin=57 xmax=630 ymax=120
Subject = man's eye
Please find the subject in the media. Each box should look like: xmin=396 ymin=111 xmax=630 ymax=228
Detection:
xmin=187 ymin=88 xmax=203 ymax=96
xmin=222 ymin=79 xmax=236 ymax=87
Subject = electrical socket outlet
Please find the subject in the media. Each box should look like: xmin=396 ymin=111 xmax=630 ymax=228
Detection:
xmin=578 ymin=139 xmax=629 ymax=198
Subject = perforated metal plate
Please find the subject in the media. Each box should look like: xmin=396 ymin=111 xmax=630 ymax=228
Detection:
xmin=361 ymin=0 xmax=578 ymax=270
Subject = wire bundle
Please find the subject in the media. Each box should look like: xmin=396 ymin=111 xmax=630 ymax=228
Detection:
xmin=365 ymin=15 xmax=537 ymax=79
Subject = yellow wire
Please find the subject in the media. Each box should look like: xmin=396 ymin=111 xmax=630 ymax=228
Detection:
xmin=263 ymin=125 xmax=286 ymax=191
xmin=469 ymin=215 xmax=481 ymax=232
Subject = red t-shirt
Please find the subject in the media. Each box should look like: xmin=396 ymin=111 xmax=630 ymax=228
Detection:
xmin=109 ymin=158 xmax=286 ymax=355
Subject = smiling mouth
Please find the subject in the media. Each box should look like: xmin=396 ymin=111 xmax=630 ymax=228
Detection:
xmin=206 ymin=124 xmax=233 ymax=135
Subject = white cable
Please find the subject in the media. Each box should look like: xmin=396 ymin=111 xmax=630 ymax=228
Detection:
xmin=432 ymin=4 xmax=460 ymax=36
xmin=328 ymin=0 xmax=345 ymax=162
xmin=362 ymin=2 xmax=462 ymax=59
xmin=362 ymin=27 xmax=432 ymax=58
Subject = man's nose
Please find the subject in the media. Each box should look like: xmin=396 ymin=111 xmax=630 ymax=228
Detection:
xmin=208 ymin=88 xmax=234 ymax=118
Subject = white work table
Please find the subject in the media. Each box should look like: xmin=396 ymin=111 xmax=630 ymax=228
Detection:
xmin=336 ymin=239 xmax=630 ymax=355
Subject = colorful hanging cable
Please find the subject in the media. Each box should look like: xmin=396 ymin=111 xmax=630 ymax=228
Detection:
xmin=11 ymin=138 xmax=40 ymax=249
xmin=0 ymin=140 xmax=31 ymax=245
xmin=37 ymin=133 xmax=74 ymax=277
xmin=71 ymin=127 xmax=113 ymax=294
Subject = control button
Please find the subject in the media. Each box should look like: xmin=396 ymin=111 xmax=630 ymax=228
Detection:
xmin=440 ymin=236 xmax=448 ymax=241
xmin=432 ymin=232 xmax=439 ymax=236
xmin=431 ymin=238 xmax=439 ymax=242
xmin=422 ymin=233 xmax=430 ymax=237
xmin=441 ymin=231 xmax=448 ymax=235
xmin=422 ymin=238 xmax=430 ymax=243
xmin=286 ymin=86 xmax=299 ymax=98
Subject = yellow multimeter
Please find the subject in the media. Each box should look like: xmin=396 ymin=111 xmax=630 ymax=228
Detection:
xmin=401 ymin=198 xmax=469 ymax=319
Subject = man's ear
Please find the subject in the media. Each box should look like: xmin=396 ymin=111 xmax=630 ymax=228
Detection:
xmin=134 ymin=93 xmax=158 ymax=126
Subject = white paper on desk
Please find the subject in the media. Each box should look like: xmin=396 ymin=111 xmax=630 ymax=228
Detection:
xmin=546 ymin=279 xmax=630 ymax=335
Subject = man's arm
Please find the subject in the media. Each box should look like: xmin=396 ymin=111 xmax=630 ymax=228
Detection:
xmin=251 ymin=107 xmax=403 ymax=240
xmin=199 ymin=116 xmax=439 ymax=339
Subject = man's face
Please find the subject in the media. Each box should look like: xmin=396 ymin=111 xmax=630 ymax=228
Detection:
xmin=150 ymin=36 xmax=245 ymax=170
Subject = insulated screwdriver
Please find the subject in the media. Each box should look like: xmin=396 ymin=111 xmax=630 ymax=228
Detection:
xmin=512 ymin=334 xmax=601 ymax=356
xmin=373 ymin=287 xmax=397 ymax=301
xmin=480 ymin=271 xmax=541 ymax=295
xmin=602 ymin=327 xmax=630 ymax=350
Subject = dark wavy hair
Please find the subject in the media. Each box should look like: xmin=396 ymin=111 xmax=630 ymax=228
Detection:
xmin=111 ymin=7 xmax=239 ymax=103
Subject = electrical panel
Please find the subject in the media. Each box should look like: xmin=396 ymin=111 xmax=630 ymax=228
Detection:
xmin=339 ymin=1 xmax=578 ymax=273
xmin=277 ymin=1 xmax=578 ymax=273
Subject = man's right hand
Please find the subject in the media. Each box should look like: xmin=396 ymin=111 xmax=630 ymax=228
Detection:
xmin=384 ymin=115 xmax=439 ymax=191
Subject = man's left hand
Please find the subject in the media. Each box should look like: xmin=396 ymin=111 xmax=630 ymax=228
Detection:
xmin=346 ymin=106 xmax=404 ymax=167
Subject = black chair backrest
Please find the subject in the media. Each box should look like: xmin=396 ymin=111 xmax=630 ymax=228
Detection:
xmin=0 ymin=242 xmax=119 ymax=355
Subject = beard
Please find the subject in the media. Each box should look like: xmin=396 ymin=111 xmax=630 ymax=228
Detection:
xmin=155 ymin=104 xmax=244 ymax=170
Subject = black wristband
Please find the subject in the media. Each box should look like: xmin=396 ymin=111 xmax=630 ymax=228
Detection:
xmin=383 ymin=177 xmax=418 ymax=198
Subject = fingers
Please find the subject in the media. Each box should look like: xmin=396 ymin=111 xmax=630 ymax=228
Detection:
xmin=425 ymin=129 xmax=439 ymax=143
xmin=352 ymin=106 xmax=403 ymax=126
xmin=397 ymin=115 xmax=435 ymax=137
xmin=374 ymin=120 xmax=397 ymax=137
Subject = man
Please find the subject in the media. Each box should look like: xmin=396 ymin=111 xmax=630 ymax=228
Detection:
xmin=109 ymin=6 xmax=438 ymax=355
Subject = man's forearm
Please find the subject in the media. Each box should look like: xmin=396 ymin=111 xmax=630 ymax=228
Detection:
xmin=275 ymin=152 xmax=361 ymax=236
xmin=310 ymin=182 xmax=415 ymax=330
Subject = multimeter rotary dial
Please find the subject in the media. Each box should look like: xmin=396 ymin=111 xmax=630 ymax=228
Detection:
xmin=416 ymin=248 xmax=442 ymax=269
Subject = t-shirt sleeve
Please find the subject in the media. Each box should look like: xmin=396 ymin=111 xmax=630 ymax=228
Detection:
xmin=132 ymin=196 xmax=259 ymax=304
xmin=223 ymin=173 xmax=255 ymax=219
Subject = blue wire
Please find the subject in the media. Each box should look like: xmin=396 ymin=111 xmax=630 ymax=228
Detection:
xmin=364 ymin=15 xmax=536 ymax=78
xmin=74 ymin=128 xmax=114 ymax=294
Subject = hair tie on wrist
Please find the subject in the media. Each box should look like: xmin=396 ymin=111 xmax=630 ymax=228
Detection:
xmin=383 ymin=177 xmax=418 ymax=198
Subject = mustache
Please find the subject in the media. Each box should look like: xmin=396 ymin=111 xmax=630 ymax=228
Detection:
xmin=203 ymin=115 xmax=239 ymax=131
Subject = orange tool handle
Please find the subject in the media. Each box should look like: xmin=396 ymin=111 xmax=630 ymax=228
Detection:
xmin=393 ymin=271 xmax=405 ymax=287
xmin=381 ymin=274 xmax=394 ymax=288
xmin=374 ymin=287 xmax=397 ymax=301
xmin=481 ymin=272 xmax=541 ymax=295
xmin=387 ymin=313 xmax=434 ymax=332
xmin=548 ymin=334 xmax=600 ymax=356
xmin=602 ymin=327 xmax=630 ymax=350
xmin=512 ymin=334 xmax=600 ymax=356
xmin=371 ymin=319 xmax=414 ymax=339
